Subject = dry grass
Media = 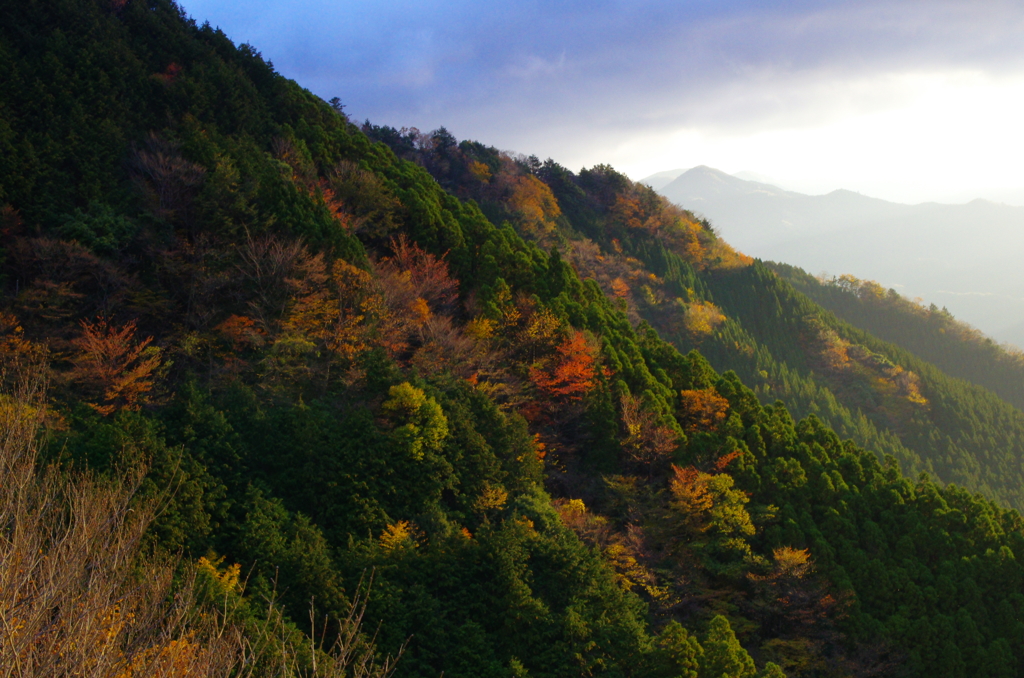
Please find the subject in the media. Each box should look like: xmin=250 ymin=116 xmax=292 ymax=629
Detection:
xmin=0 ymin=363 xmax=401 ymax=677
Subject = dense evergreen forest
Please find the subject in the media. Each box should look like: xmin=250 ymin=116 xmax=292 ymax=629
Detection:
xmin=4 ymin=1 xmax=1024 ymax=677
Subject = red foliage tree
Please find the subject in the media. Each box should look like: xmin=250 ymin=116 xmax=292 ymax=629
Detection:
xmin=378 ymin=235 xmax=458 ymax=313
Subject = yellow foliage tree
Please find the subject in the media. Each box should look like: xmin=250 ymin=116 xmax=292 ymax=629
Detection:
xmin=507 ymin=174 xmax=561 ymax=243
xmin=380 ymin=520 xmax=419 ymax=551
xmin=682 ymin=301 xmax=725 ymax=338
xmin=669 ymin=464 xmax=755 ymax=545
xmin=381 ymin=382 xmax=449 ymax=461
xmin=468 ymin=160 xmax=492 ymax=182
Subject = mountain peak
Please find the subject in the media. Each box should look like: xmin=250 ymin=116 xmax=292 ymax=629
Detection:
xmin=658 ymin=165 xmax=792 ymax=202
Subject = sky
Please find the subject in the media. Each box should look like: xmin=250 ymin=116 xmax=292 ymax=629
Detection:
xmin=179 ymin=0 xmax=1024 ymax=205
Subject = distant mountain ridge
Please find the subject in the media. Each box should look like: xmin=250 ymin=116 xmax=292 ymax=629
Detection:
xmin=639 ymin=168 xmax=688 ymax=191
xmin=644 ymin=166 xmax=1024 ymax=348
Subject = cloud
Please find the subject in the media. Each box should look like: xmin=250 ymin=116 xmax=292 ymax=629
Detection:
xmin=507 ymin=52 xmax=568 ymax=81
xmin=180 ymin=0 xmax=1024 ymax=199
xmin=182 ymin=1 xmax=1024 ymax=124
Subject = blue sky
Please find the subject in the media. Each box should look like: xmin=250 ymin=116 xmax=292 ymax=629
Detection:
xmin=180 ymin=0 xmax=1024 ymax=204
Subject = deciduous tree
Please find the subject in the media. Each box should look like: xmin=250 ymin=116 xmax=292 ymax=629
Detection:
xmin=530 ymin=331 xmax=600 ymax=400
xmin=620 ymin=392 xmax=680 ymax=473
xmin=71 ymin=317 xmax=161 ymax=415
xmin=678 ymin=389 xmax=730 ymax=433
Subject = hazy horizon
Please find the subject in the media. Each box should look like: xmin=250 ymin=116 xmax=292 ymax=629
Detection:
xmin=643 ymin=166 xmax=1024 ymax=207
xmin=649 ymin=165 xmax=1024 ymax=349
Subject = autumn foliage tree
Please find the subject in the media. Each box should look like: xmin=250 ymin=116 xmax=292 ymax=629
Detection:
xmin=682 ymin=301 xmax=725 ymax=338
xmin=506 ymin=174 xmax=562 ymax=244
xmin=677 ymin=388 xmax=730 ymax=433
xmin=215 ymin=314 xmax=265 ymax=352
xmin=268 ymin=254 xmax=378 ymax=389
xmin=377 ymin=234 xmax=459 ymax=325
xmin=620 ymin=393 xmax=680 ymax=473
xmin=668 ymin=463 xmax=755 ymax=559
xmin=529 ymin=331 xmax=600 ymax=400
xmin=375 ymin=235 xmax=464 ymax=368
xmin=0 ymin=311 xmax=44 ymax=371
xmin=269 ymin=235 xmax=466 ymax=388
xmin=70 ymin=317 xmax=161 ymax=415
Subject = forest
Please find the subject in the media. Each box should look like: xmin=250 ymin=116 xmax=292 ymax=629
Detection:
xmin=4 ymin=1 xmax=1024 ymax=677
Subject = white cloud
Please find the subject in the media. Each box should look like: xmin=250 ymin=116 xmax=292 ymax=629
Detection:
xmin=507 ymin=52 xmax=568 ymax=80
xmin=594 ymin=70 xmax=1024 ymax=204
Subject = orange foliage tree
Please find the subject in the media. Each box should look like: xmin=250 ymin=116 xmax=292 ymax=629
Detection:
xmin=215 ymin=314 xmax=265 ymax=352
xmin=677 ymin=388 xmax=730 ymax=433
xmin=529 ymin=331 xmax=600 ymax=400
xmin=276 ymin=237 xmax=463 ymax=381
xmin=71 ymin=317 xmax=161 ymax=415
xmin=375 ymin=236 xmax=461 ymax=363
xmin=280 ymin=255 xmax=380 ymax=366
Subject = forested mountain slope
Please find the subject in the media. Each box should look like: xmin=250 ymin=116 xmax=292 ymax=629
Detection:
xmin=769 ymin=263 xmax=1024 ymax=412
xmin=4 ymin=2 xmax=1024 ymax=677
xmin=365 ymin=125 xmax=1024 ymax=515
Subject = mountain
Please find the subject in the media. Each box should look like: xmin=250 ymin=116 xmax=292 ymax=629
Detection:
xmin=646 ymin=166 xmax=1024 ymax=348
xmin=638 ymin=167 xmax=688 ymax=191
xmin=7 ymin=2 xmax=1024 ymax=677
xmin=732 ymin=170 xmax=788 ymax=186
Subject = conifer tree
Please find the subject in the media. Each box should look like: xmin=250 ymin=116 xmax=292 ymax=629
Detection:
xmin=700 ymin=616 xmax=756 ymax=678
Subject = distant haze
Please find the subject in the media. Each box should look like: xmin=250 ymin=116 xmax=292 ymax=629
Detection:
xmin=647 ymin=167 xmax=1024 ymax=348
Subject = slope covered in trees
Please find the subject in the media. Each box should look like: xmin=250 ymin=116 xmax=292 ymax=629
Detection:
xmin=365 ymin=124 xmax=1024 ymax=515
xmin=4 ymin=2 xmax=1024 ymax=677
xmin=769 ymin=263 xmax=1024 ymax=412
